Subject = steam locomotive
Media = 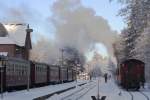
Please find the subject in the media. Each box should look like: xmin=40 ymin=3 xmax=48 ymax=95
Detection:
xmin=116 ymin=59 xmax=145 ymax=90
xmin=0 ymin=56 xmax=76 ymax=91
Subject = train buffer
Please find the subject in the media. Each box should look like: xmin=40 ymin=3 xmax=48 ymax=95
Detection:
xmin=91 ymin=96 xmax=106 ymax=100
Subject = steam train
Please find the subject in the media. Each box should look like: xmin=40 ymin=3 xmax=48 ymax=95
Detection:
xmin=0 ymin=56 xmax=76 ymax=91
xmin=116 ymin=59 xmax=145 ymax=90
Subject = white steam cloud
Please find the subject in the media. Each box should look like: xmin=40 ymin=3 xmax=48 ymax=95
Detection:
xmin=0 ymin=0 xmax=118 ymax=64
xmin=49 ymin=0 xmax=118 ymax=56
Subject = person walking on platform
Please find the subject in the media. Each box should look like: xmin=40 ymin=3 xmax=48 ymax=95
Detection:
xmin=104 ymin=73 xmax=108 ymax=83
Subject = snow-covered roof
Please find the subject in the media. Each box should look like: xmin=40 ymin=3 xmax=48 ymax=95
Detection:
xmin=6 ymin=25 xmax=27 ymax=46
xmin=0 ymin=37 xmax=15 ymax=44
xmin=0 ymin=23 xmax=8 ymax=37
xmin=0 ymin=23 xmax=28 ymax=47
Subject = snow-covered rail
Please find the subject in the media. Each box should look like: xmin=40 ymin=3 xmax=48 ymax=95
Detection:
xmin=128 ymin=92 xmax=133 ymax=100
xmin=139 ymin=92 xmax=150 ymax=100
xmin=76 ymin=84 xmax=96 ymax=100
xmin=61 ymin=81 xmax=96 ymax=100
xmin=34 ymin=82 xmax=87 ymax=100
xmin=128 ymin=91 xmax=149 ymax=100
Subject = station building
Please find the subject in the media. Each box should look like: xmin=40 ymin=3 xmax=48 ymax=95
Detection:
xmin=0 ymin=23 xmax=33 ymax=60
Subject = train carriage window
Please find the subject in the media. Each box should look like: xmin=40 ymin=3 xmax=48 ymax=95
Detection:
xmin=42 ymin=66 xmax=44 ymax=72
xmin=11 ymin=64 xmax=14 ymax=74
xmin=38 ymin=66 xmax=39 ymax=72
xmin=14 ymin=64 xmax=16 ymax=75
xmin=36 ymin=66 xmax=38 ymax=72
xmin=17 ymin=64 xmax=20 ymax=75
xmin=41 ymin=67 xmax=42 ymax=72
xmin=24 ymin=70 xmax=26 ymax=75
xmin=18 ymin=64 xmax=20 ymax=74
xmin=35 ymin=65 xmax=37 ymax=71
xmin=12 ymin=64 xmax=15 ymax=72
xmin=22 ymin=66 xmax=24 ymax=73
xmin=38 ymin=66 xmax=40 ymax=72
xmin=25 ymin=66 xmax=27 ymax=75
xmin=11 ymin=64 xmax=13 ymax=74
xmin=18 ymin=64 xmax=19 ymax=75
xmin=19 ymin=69 xmax=21 ymax=76
xmin=20 ymin=66 xmax=22 ymax=76
xmin=38 ymin=67 xmax=40 ymax=72
xmin=40 ymin=66 xmax=42 ymax=71
xmin=38 ymin=67 xmax=41 ymax=72
xmin=22 ymin=70 xmax=24 ymax=76
xmin=10 ymin=66 xmax=13 ymax=75
xmin=15 ymin=64 xmax=18 ymax=75
xmin=36 ymin=65 xmax=38 ymax=71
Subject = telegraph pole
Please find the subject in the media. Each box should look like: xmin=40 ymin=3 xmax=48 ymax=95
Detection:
xmin=97 ymin=77 xmax=100 ymax=100
xmin=60 ymin=48 xmax=64 ymax=83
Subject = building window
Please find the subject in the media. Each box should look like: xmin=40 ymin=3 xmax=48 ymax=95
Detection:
xmin=16 ymin=46 xmax=23 ymax=58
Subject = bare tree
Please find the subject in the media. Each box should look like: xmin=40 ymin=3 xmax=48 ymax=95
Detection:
xmin=63 ymin=46 xmax=85 ymax=71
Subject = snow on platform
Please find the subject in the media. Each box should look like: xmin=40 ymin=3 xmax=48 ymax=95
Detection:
xmin=1 ymin=78 xmax=150 ymax=100
xmin=48 ymin=80 xmax=96 ymax=100
xmin=0 ymin=80 xmax=88 ymax=100
xmin=48 ymin=78 xmax=150 ymax=100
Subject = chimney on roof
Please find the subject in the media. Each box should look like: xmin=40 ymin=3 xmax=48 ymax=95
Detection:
xmin=25 ymin=24 xmax=33 ymax=49
xmin=25 ymin=24 xmax=33 ymax=60
xmin=26 ymin=24 xmax=33 ymax=33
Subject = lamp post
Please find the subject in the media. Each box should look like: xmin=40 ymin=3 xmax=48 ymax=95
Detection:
xmin=27 ymin=62 xmax=30 ymax=91
xmin=97 ymin=77 xmax=100 ymax=100
xmin=75 ymin=62 xmax=78 ymax=83
xmin=60 ymin=48 xmax=64 ymax=84
xmin=0 ymin=56 xmax=4 ymax=99
xmin=0 ymin=69 xmax=3 ymax=99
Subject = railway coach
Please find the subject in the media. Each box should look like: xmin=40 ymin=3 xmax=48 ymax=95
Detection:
xmin=116 ymin=59 xmax=145 ymax=90
xmin=60 ymin=67 xmax=68 ymax=83
xmin=48 ymin=65 xmax=60 ymax=84
xmin=30 ymin=62 xmax=48 ymax=87
xmin=0 ymin=56 xmax=30 ymax=91
xmin=0 ymin=56 xmax=76 ymax=92
xmin=67 ymin=68 xmax=73 ymax=82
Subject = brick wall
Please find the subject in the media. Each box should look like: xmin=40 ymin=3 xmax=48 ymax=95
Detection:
xmin=0 ymin=44 xmax=16 ymax=57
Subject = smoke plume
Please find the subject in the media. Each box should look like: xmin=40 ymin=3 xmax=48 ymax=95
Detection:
xmin=50 ymin=0 xmax=118 ymax=57
xmin=0 ymin=0 xmax=118 ymax=64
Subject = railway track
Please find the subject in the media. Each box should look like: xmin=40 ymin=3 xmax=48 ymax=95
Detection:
xmin=139 ymin=92 xmax=150 ymax=100
xmin=61 ymin=82 xmax=96 ymax=100
xmin=128 ymin=92 xmax=133 ymax=100
xmin=128 ymin=91 xmax=149 ymax=100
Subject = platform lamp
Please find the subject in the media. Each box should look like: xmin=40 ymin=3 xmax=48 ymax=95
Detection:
xmin=0 ymin=56 xmax=5 ymax=99
xmin=59 ymin=48 xmax=65 ymax=84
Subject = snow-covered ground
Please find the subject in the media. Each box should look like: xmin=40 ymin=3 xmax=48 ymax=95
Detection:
xmin=1 ymin=78 xmax=150 ymax=100
xmin=48 ymin=80 xmax=96 ymax=100
xmin=48 ymin=77 xmax=150 ymax=100
xmin=0 ymin=80 xmax=88 ymax=100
